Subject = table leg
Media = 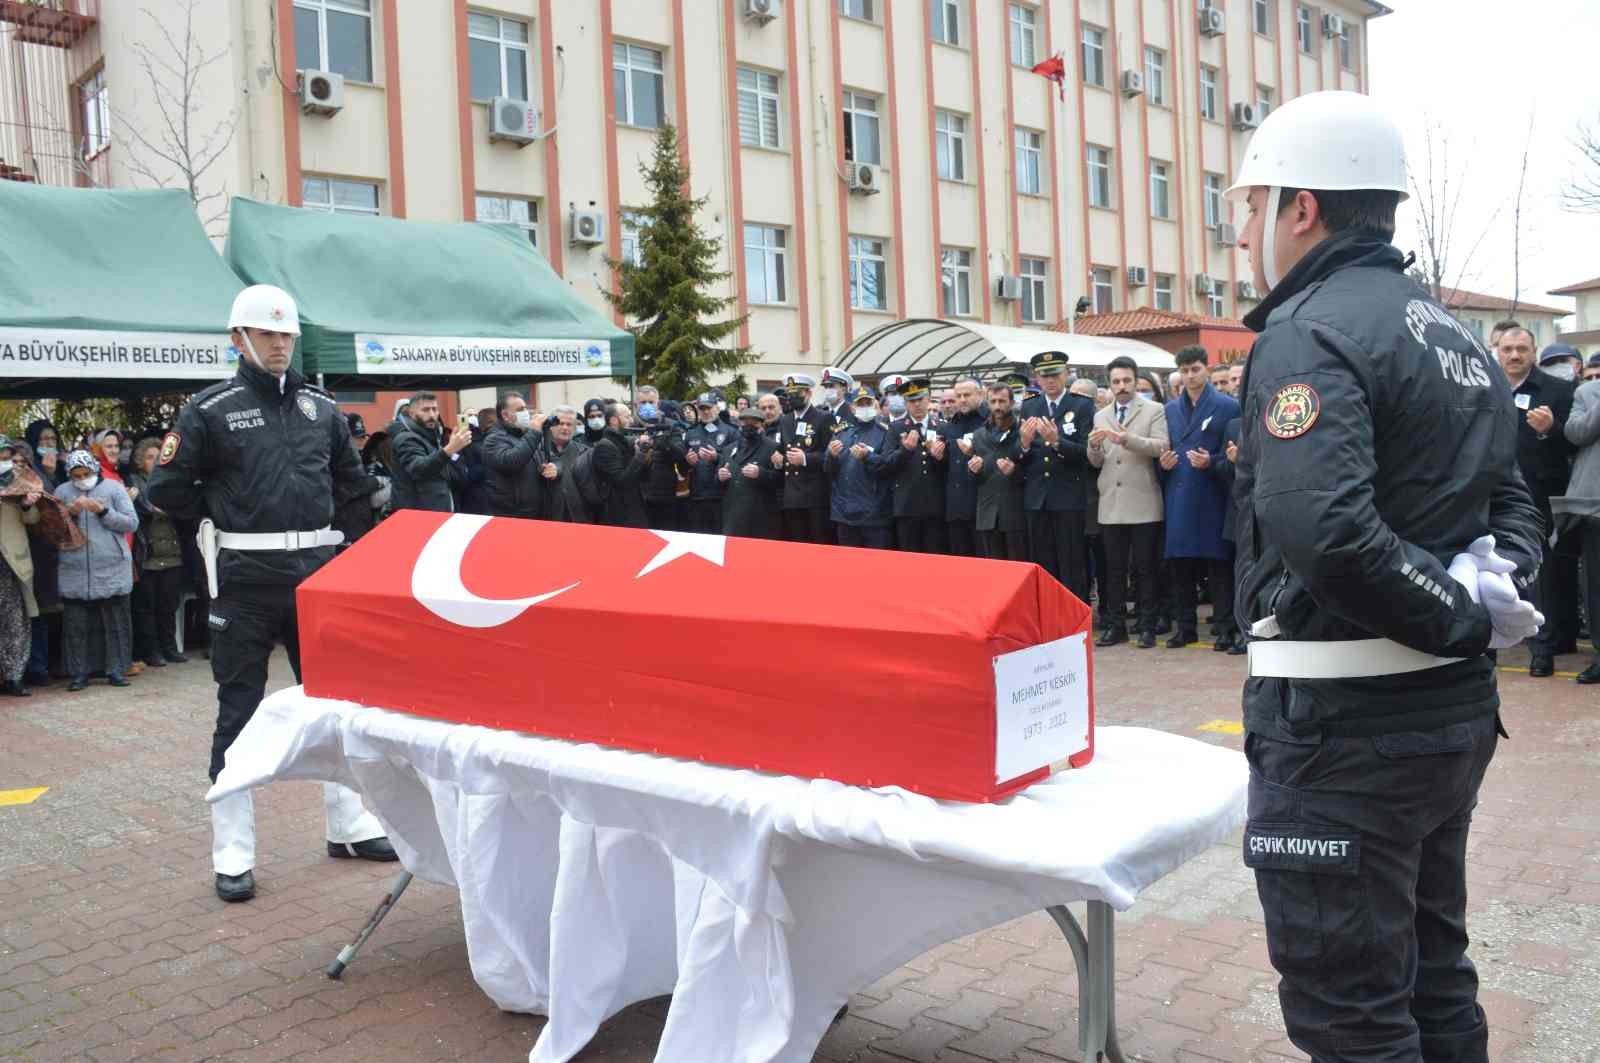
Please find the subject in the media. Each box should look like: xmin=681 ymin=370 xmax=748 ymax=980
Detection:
xmin=1045 ymin=902 xmax=1125 ymax=1063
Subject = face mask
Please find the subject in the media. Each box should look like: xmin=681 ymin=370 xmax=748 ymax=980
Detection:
xmin=0 ymin=461 xmax=12 ymax=476
xmin=825 ymin=386 xmax=843 ymax=404
xmin=513 ymin=409 xmax=532 ymax=428
xmin=1546 ymin=363 xmax=1576 ymax=381
xmin=638 ymin=402 xmax=658 ymax=421
xmin=587 ymin=416 xmax=605 ymax=431
xmin=38 ymin=447 xmax=56 ymax=457
xmin=854 ymin=406 xmax=877 ymax=423
xmin=886 ymin=395 xmax=907 ymax=417
xmin=467 ymin=415 xmax=479 ymax=429
xmin=741 ymin=424 xmax=761 ymax=439
xmin=77 ymin=475 xmax=99 ymax=491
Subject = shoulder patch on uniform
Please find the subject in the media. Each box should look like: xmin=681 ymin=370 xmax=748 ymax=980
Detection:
xmin=1264 ymin=383 xmax=1320 ymax=440
xmin=296 ymin=394 xmax=319 ymax=421
xmin=158 ymin=432 xmax=181 ymax=465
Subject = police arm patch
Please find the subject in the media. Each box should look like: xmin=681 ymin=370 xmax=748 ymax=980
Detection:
xmin=1264 ymin=383 xmax=1320 ymax=440
xmin=158 ymin=432 xmax=181 ymax=465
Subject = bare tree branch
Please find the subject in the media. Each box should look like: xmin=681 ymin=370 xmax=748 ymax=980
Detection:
xmin=1408 ymin=118 xmax=1504 ymax=305
xmin=1563 ymin=114 xmax=1600 ymax=213
xmin=1509 ymin=110 xmax=1535 ymax=319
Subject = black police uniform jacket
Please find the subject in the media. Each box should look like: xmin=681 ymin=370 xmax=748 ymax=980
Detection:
xmin=720 ymin=430 xmax=783 ymax=537
xmin=1017 ymin=391 xmax=1095 ymax=512
xmin=778 ymin=405 xmax=834 ymax=511
xmin=1508 ymin=367 xmax=1577 ymax=513
xmin=937 ymin=407 xmax=988 ymax=522
xmin=971 ymin=419 xmax=1027 ymax=533
xmin=479 ymin=422 xmax=547 ymax=518
xmin=685 ymin=420 xmax=736 ymax=501
xmin=879 ymin=414 xmax=944 ymax=519
xmin=824 ymin=417 xmax=893 ymax=527
xmin=1234 ymin=230 xmax=1544 ymax=740
xmin=147 ymin=360 xmax=363 ymax=588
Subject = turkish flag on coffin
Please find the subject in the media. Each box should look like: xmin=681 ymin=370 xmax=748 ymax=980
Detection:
xmin=296 ymin=511 xmax=1096 ymax=802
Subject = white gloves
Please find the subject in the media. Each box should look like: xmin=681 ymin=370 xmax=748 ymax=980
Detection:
xmin=1446 ymin=535 xmax=1544 ymax=649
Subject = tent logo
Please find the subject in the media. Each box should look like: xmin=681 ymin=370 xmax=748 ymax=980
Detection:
xmin=363 ymin=339 xmax=388 ymax=365
xmin=224 ymin=343 xmax=241 ymax=366
xmin=584 ymin=344 xmax=604 ymax=369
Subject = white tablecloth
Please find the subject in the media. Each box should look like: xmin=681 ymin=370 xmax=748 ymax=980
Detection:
xmin=211 ymin=688 xmax=1247 ymax=1063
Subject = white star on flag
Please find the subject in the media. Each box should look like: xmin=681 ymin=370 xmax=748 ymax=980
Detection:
xmin=637 ymin=530 xmax=727 ymax=579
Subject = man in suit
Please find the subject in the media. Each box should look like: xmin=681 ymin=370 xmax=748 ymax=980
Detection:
xmin=935 ymin=378 xmax=987 ymax=557
xmin=970 ymin=382 xmax=1028 ymax=560
xmin=1496 ymin=325 xmax=1578 ymax=676
xmin=1088 ymin=355 xmax=1170 ymax=647
xmin=1018 ymin=352 xmax=1095 ymax=600
xmin=720 ymin=406 xmax=782 ymax=538
xmin=774 ymin=372 xmax=834 ymax=544
xmin=1158 ymin=346 xmax=1242 ymax=650
xmin=879 ymin=377 xmax=946 ymax=554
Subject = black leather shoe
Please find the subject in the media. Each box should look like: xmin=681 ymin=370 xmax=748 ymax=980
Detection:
xmin=67 ymin=678 xmax=87 ymax=692
xmin=1212 ymin=634 xmax=1233 ymax=652
xmin=5 ymin=679 xmax=28 ymax=697
xmin=1151 ymin=617 xmax=1173 ymax=636
xmin=164 ymin=653 xmax=189 ymax=664
xmin=107 ymin=675 xmax=131 ymax=688
xmin=1528 ymin=656 xmax=1555 ymax=678
xmin=216 ymin=870 xmax=255 ymax=902
xmin=1166 ymin=630 xmax=1197 ymax=649
xmin=1137 ymin=631 xmax=1157 ymax=649
xmin=328 ymin=837 xmax=399 ymax=862
xmin=1577 ymin=660 xmax=1600 ymax=685
xmin=1228 ymin=639 xmax=1248 ymax=656
xmin=144 ymin=657 xmax=166 ymax=668
xmin=1095 ymin=628 xmax=1127 ymax=648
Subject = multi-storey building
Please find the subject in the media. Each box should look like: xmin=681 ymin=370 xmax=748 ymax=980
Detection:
xmin=2 ymin=0 xmax=1386 ymax=402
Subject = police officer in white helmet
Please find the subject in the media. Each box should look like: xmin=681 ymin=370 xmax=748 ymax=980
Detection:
xmin=1229 ymin=92 xmax=1544 ymax=1062
xmin=148 ymin=284 xmax=397 ymax=903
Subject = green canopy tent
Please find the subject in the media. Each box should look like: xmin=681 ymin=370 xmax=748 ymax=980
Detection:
xmin=224 ymin=198 xmax=635 ymax=392
xmin=0 ymin=183 xmax=247 ymax=399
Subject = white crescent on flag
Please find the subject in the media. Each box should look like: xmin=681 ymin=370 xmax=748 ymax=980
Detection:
xmin=411 ymin=514 xmax=579 ymax=628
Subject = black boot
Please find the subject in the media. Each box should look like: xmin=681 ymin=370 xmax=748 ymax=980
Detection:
xmin=215 ymin=870 xmax=256 ymax=902
xmin=1577 ymin=659 xmax=1600 ymax=685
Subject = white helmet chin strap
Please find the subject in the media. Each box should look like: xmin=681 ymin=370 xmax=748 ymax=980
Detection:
xmin=1261 ymin=186 xmax=1284 ymax=291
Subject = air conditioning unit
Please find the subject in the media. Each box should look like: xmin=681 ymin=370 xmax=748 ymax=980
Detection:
xmin=1322 ymin=12 xmax=1345 ymax=36
xmin=489 ymin=97 xmax=540 ymax=146
xmin=1194 ymin=273 xmax=1216 ymax=297
xmin=743 ymin=0 xmax=779 ymax=25
xmin=847 ymin=161 xmax=882 ymax=195
xmin=1198 ymin=6 xmax=1225 ymax=37
xmin=1214 ymin=222 xmax=1239 ymax=248
xmin=1120 ymin=69 xmax=1145 ymax=97
xmin=1237 ymin=280 xmax=1261 ymax=301
xmin=1232 ymin=102 xmax=1261 ymax=130
xmin=995 ymin=275 xmax=1023 ymax=301
xmin=1255 ymin=101 xmax=1272 ymax=121
xmin=569 ymin=208 xmax=606 ymax=247
xmin=299 ymin=69 xmax=344 ymax=117
xmin=1126 ymin=266 xmax=1148 ymax=288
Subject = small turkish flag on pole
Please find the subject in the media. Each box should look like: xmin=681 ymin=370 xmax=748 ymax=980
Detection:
xmin=1031 ymin=53 xmax=1067 ymax=101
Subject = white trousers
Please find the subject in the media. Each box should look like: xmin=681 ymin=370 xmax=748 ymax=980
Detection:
xmin=211 ymin=783 xmax=386 ymax=875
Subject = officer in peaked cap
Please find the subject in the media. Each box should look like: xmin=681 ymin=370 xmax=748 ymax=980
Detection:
xmin=995 ymin=364 xmax=1033 ymax=398
xmin=881 ymin=376 xmax=946 ymax=554
xmin=684 ymin=392 xmax=734 ymax=533
xmin=775 ymin=372 xmax=834 ymax=542
xmin=1017 ymin=350 xmax=1095 ymax=598
xmin=819 ymin=367 xmax=855 ymax=430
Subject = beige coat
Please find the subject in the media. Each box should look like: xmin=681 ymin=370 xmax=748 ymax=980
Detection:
xmin=1086 ymin=396 xmax=1169 ymax=526
xmin=0 ymin=500 xmax=40 ymax=618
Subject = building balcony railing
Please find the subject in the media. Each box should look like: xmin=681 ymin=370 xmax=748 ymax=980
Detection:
xmin=0 ymin=0 xmax=98 ymax=49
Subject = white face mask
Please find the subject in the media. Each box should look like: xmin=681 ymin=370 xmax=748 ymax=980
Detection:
xmin=0 ymin=461 xmax=12 ymax=476
xmin=513 ymin=409 xmax=532 ymax=428
xmin=586 ymin=416 xmax=605 ymax=431
xmin=853 ymin=405 xmax=877 ymax=423
xmin=886 ymin=395 xmax=907 ymax=416
xmin=1545 ymin=363 xmax=1577 ymax=381
xmin=77 ymin=475 xmax=99 ymax=491
xmin=825 ymin=386 xmax=843 ymax=404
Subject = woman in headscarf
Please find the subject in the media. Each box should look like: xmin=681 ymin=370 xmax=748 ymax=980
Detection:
xmin=54 ymin=450 xmax=139 ymax=691
xmin=0 ymin=437 xmax=42 ymax=696
xmin=24 ymin=419 xmax=64 ymax=489
xmin=90 ymin=429 xmax=125 ymax=486
xmin=9 ymin=442 xmax=58 ymax=687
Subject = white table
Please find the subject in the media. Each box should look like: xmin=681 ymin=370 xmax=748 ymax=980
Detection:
xmin=211 ymin=689 xmax=1247 ymax=1063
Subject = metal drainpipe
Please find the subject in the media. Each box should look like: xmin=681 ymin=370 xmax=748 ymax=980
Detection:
xmin=804 ymin=0 xmax=832 ymax=367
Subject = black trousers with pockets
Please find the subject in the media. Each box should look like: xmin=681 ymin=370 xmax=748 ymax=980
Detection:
xmin=207 ymin=583 xmax=300 ymax=782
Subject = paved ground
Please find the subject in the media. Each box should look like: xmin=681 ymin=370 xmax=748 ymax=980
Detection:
xmin=1 ymin=634 xmax=1596 ymax=1062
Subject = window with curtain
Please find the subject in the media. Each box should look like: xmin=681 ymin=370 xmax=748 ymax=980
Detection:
xmin=467 ymin=11 xmax=530 ymax=101
xmin=737 ymin=68 xmax=781 ymax=148
xmin=1015 ymin=129 xmax=1042 ymax=195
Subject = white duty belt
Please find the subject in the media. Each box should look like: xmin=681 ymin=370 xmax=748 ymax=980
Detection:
xmin=1245 ymin=615 xmax=1464 ymax=680
xmin=215 ymin=528 xmax=344 ymax=551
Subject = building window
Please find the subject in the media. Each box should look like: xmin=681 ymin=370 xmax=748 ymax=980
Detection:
xmin=1015 ymin=128 xmax=1043 ymax=195
xmin=1153 ymin=273 xmax=1174 ymax=311
xmin=849 ymin=236 xmax=888 ymax=310
xmin=302 ymin=176 xmax=380 ymax=216
xmin=1340 ymin=24 xmax=1357 ymax=70
xmin=1199 ymin=65 xmax=1218 ymax=121
xmin=1020 ymin=257 xmax=1048 ymax=324
xmin=1081 ymin=25 xmax=1106 ymax=88
xmin=941 ymin=248 xmax=974 ymax=316
xmin=467 ymin=12 xmax=529 ymax=101
xmin=1091 ymin=266 xmax=1114 ymax=314
xmin=1257 ymin=83 xmax=1274 ymax=117
xmin=839 ymin=0 xmax=875 ymax=20
xmin=935 ymin=111 xmax=966 ymax=181
xmin=737 ymin=68 xmax=781 ymax=148
xmin=476 ymin=193 xmax=539 ymax=247
xmin=1203 ymin=173 xmax=1223 ymax=229
xmin=1144 ymin=47 xmax=1166 ymax=106
xmin=1087 ymin=145 xmax=1112 ymax=209
xmin=1296 ymin=5 xmax=1314 ymax=53
xmin=842 ymin=90 xmax=881 ymax=165
xmin=930 ymin=0 xmax=960 ymax=46
xmin=293 ymin=0 xmax=373 ymax=83
xmin=1252 ymin=0 xmax=1272 ymax=36
xmin=612 ymin=42 xmax=665 ymax=129
xmin=619 ymin=210 xmax=647 ymax=266
xmin=744 ymin=224 xmax=787 ymax=305
xmin=79 ymin=68 xmax=109 ymax=158
xmin=1009 ymin=4 xmax=1037 ymax=67
xmin=1207 ymin=278 xmax=1227 ymax=317
xmin=1149 ymin=161 xmax=1171 ymax=220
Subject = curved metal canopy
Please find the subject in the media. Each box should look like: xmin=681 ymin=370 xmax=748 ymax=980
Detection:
xmin=835 ymin=319 xmax=1175 ymax=383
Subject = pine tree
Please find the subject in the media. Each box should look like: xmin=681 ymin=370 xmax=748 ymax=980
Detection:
xmin=606 ymin=123 xmax=750 ymax=398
